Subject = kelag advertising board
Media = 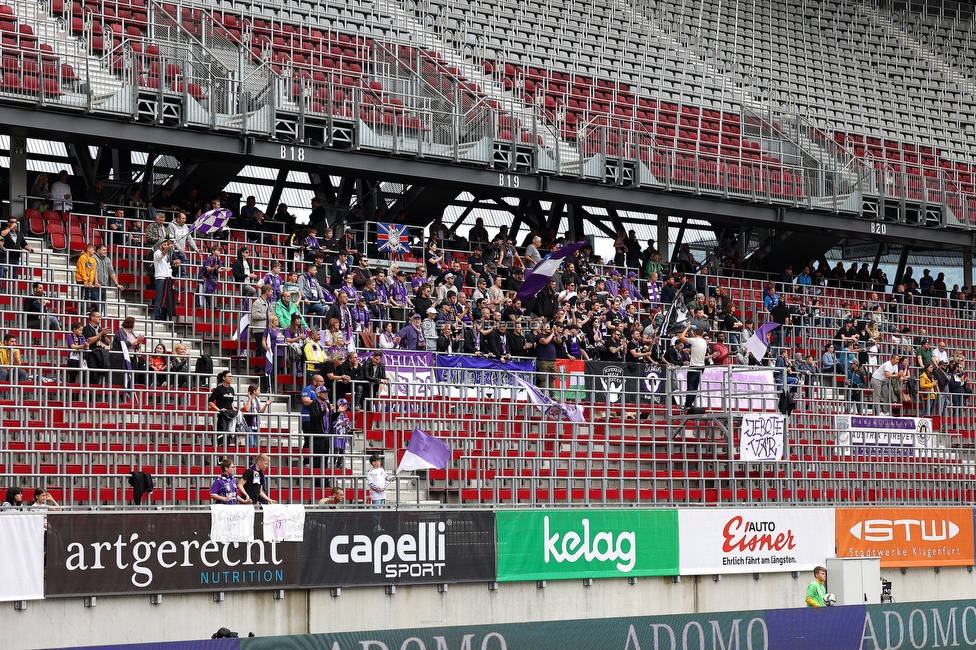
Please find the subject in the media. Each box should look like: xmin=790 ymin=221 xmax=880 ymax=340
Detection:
xmin=299 ymin=510 xmax=495 ymax=587
xmin=496 ymin=509 xmax=679 ymax=581
xmin=45 ymin=513 xmax=300 ymax=597
xmin=835 ymin=507 xmax=975 ymax=567
xmin=679 ymin=508 xmax=835 ymax=575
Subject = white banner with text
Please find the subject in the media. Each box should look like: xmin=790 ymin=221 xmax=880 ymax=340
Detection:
xmin=678 ymin=508 xmax=836 ymax=575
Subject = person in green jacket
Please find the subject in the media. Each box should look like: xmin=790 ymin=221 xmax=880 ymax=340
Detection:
xmin=806 ymin=566 xmax=827 ymax=607
xmin=275 ymin=289 xmax=307 ymax=331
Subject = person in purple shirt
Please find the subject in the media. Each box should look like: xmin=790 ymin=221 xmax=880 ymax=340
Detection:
xmin=395 ymin=314 xmax=425 ymax=350
xmin=260 ymin=262 xmax=285 ymax=304
xmin=210 ymin=459 xmax=247 ymax=504
xmin=622 ymin=271 xmax=644 ymax=300
xmin=605 ymin=270 xmax=620 ymax=297
xmin=352 ymin=296 xmax=372 ymax=333
xmin=389 ymin=270 xmax=410 ymax=323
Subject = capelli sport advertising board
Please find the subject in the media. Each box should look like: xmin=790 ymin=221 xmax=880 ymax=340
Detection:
xmin=495 ymin=509 xmax=679 ymax=581
xmin=299 ymin=510 xmax=496 ymax=587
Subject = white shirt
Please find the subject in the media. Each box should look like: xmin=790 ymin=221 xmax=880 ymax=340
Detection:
xmin=167 ymin=221 xmax=197 ymax=252
xmin=933 ymin=348 xmax=950 ymax=364
xmin=872 ymin=361 xmax=899 ymax=382
xmin=688 ymin=337 xmax=707 ymax=367
xmin=367 ymin=466 xmax=389 ymax=501
xmin=51 ymin=180 xmax=72 ymax=211
xmin=153 ymin=249 xmax=172 ymax=279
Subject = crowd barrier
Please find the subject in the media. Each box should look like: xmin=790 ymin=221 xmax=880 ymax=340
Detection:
xmin=3 ymin=505 xmax=975 ymax=603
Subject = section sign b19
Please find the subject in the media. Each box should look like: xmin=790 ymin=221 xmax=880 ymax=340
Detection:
xmin=495 ymin=509 xmax=679 ymax=581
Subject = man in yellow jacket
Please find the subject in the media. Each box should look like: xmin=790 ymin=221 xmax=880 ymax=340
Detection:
xmin=75 ymin=242 xmax=97 ymax=314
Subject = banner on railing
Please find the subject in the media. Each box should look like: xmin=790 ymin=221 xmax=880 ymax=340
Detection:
xmin=45 ymin=513 xmax=301 ymax=597
xmin=673 ymin=367 xmax=777 ymax=410
xmin=583 ymin=361 xmax=629 ymax=405
xmin=678 ymin=509 xmax=835 ymax=575
xmin=381 ymin=350 xmax=434 ymax=402
xmin=739 ymin=413 xmax=786 ymax=461
xmin=835 ymin=415 xmax=935 ymax=456
xmin=495 ymin=509 xmax=679 ymax=581
xmin=299 ymin=511 xmax=496 ymax=587
xmin=0 ymin=513 xmax=45 ymax=602
xmin=434 ymin=355 xmax=535 ymax=394
xmin=835 ymin=507 xmax=975 ymax=568
xmin=554 ymin=359 xmax=586 ymax=400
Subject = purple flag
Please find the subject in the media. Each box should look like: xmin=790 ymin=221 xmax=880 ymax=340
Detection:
xmin=743 ymin=321 xmax=780 ymax=360
xmin=517 ymin=241 xmax=586 ymax=300
xmin=513 ymin=375 xmax=586 ymax=423
xmin=264 ymin=324 xmax=274 ymax=376
xmin=396 ymin=428 xmax=452 ymax=472
xmin=188 ymin=207 xmax=232 ymax=234
xmin=235 ymin=312 xmax=250 ymax=344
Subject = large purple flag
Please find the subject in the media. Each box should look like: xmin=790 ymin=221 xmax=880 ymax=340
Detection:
xmin=188 ymin=207 xmax=232 ymax=234
xmin=513 ymin=375 xmax=586 ymax=423
xmin=396 ymin=428 xmax=452 ymax=472
xmin=517 ymin=241 xmax=586 ymax=300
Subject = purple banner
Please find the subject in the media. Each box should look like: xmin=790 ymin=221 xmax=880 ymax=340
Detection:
xmin=434 ymin=355 xmax=535 ymax=387
xmin=850 ymin=416 xmax=919 ymax=430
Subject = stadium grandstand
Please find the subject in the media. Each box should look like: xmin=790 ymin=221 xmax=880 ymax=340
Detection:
xmin=2 ymin=0 xmax=976 ymax=645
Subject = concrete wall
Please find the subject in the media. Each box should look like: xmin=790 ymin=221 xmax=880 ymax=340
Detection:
xmin=4 ymin=566 xmax=976 ymax=649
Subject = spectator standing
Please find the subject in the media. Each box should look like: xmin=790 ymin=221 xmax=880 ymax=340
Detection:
xmin=395 ymin=313 xmax=425 ymax=350
xmin=2 ymin=217 xmax=34 ymax=279
xmin=363 ymin=349 xmax=389 ymax=406
xmin=50 ymin=170 xmax=73 ymax=212
xmin=94 ymin=244 xmax=123 ymax=314
xmin=66 ymin=321 xmax=88 ymax=383
xmin=870 ymin=354 xmax=902 ymax=416
xmin=29 ymin=173 xmax=51 ymax=210
xmin=366 ymin=453 xmax=393 ymax=508
xmin=300 ymin=374 xmax=325 ymax=456
xmin=75 ymin=242 xmax=98 ymax=313
xmin=238 ymin=454 xmax=276 ymax=505
xmin=167 ymin=212 xmax=198 ymax=276
xmin=110 ymin=316 xmax=146 ymax=389
xmin=153 ymin=238 xmax=175 ymax=321
xmin=535 ymin=322 xmax=559 ymax=388
xmin=210 ymin=459 xmax=248 ymax=504
xmin=241 ymin=383 xmax=272 ymax=448
xmin=250 ymin=284 xmax=273 ymax=360
xmin=208 ymin=370 xmax=238 ymax=446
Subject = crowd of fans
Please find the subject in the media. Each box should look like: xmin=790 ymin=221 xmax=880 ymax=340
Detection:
xmin=3 ymin=174 xmax=975 ymax=427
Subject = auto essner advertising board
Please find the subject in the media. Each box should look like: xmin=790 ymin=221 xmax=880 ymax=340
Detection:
xmin=678 ymin=509 xmax=836 ymax=575
xmin=835 ymin=507 xmax=975 ymax=567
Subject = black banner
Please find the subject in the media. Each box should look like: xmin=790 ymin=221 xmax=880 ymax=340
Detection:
xmin=300 ymin=510 xmax=496 ymax=587
xmin=585 ymin=361 xmax=665 ymax=405
xmin=45 ymin=513 xmax=301 ymax=597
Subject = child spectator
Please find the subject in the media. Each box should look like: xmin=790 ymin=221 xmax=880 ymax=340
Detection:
xmin=241 ymin=383 xmax=272 ymax=449
xmin=66 ymin=322 xmax=88 ymax=383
